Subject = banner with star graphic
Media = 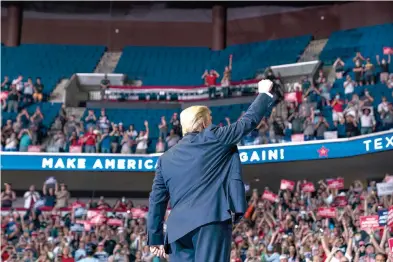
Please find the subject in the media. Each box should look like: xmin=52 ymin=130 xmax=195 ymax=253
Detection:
xmin=1 ymin=130 xmax=392 ymax=171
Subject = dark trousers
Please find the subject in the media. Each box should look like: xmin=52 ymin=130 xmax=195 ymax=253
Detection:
xmin=208 ymin=86 xmax=216 ymax=99
xmin=169 ymin=220 xmax=232 ymax=262
xmin=222 ymin=87 xmax=229 ymax=98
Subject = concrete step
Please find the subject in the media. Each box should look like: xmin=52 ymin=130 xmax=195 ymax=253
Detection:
xmin=65 ymin=107 xmax=86 ymax=122
xmin=94 ymin=52 xmax=122 ymax=74
xmin=50 ymin=79 xmax=69 ymax=103
xmin=47 ymin=107 xmax=85 ymax=136
xmin=298 ymin=39 xmax=328 ymax=62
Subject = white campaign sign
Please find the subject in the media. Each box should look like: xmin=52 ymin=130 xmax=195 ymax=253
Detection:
xmin=377 ymin=182 xmax=393 ymax=196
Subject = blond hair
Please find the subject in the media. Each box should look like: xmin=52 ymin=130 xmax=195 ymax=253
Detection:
xmin=180 ymin=106 xmax=211 ymax=134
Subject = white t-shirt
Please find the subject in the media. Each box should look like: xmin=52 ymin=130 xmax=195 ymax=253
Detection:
xmin=127 ymin=130 xmax=138 ymax=138
xmin=12 ymin=78 xmax=24 ymax=91
xmin=5 ymin=138 xmax=17 ymax=149
xmin=24 ymin=83 xmax=34 ymax=95
xmin=360 ymin=115 xmax=375 ymax=127
xmin=79 ymin=258 xmax=99 ymax=262
xmin=136 ymin=135 xmax=148 ymax=150
xmin=94 ymin=251 xmax=109 ymax=262
xmin=324 ymin=194 xmax=334 ymax=205
xmin=98 ymin=116 xmax=110 ymax=129
xmin=23 ymin=191 xmax=40 ymax=209
xmin=344 ymin=81 xmax=354 ymax=94
xmin=378 ymin=102 xmax=389 ymax=113
xmin=331 ymin=255 xmax=352 ymax=262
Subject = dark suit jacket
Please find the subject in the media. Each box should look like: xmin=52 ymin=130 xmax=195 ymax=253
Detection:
xmin=147 ymin=93 xmax=276 ymax=245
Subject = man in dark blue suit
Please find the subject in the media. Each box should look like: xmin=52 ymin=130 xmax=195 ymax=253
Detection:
xmin=147 ymin=79 xmax=277 ymax=262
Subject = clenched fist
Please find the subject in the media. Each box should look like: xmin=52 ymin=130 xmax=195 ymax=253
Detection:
xmin=257 ymin=79 xmax=273 ymax=94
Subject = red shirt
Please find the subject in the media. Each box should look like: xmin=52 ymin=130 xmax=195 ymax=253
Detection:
xmin=205 ymin=74 xmax=217 ymax=86
xmin=83 ymin=132 xmax=96 ymax=146
xmin=295 ymin=91 xmax=303 ymax=104
xmin=29 ymin=196 xmax=36 ymax=209
xmin=61 ymin=256 xmax=75 ymax=262
xmin=1 ymin=246 xmax=10 ymax=261
xmin=118 ymin=202 xmax=127 ymax=210
xmin=70 ymin=137 xmax=82 ymax=146
xmin=332 ymin=100 xmax=344 ymax=112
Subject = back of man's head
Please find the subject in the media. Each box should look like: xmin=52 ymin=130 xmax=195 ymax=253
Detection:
xmin=180 ymin=106 xmax=211 ymax=135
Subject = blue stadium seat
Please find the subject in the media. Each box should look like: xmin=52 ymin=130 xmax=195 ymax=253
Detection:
xmin=1 ymin=102 xmax=62 ymax=129
xmin=320 ymin=23 xmax=393 ymax=66
xmin=115 ymin=35 xmax=312 ymax=86
xmin=1 ymin=44 xmax=106 ymax=96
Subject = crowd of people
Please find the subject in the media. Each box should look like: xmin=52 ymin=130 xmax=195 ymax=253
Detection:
xmin=45 ymin=108 xmax=182 ymax=154
xmin=1 ymin=106 xmax=46 ymax=151
xmin=1 ymin=175 xmax=392 ymax=262
xmin=1 ymin=75 xmax=45 ymax=112
xmin=238 ymin=52 xmax=393 ymax=146
xmin=332 ymin=53 xmax=392 ymax=87
xmin=1 ymin=53 xmax=393 ymax=153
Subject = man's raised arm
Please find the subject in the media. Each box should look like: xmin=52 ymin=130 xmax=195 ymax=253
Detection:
xmin=147 ymin=158 xmax=169 ymax=246
xmin=213 ymin=79 xmax=276 ymax=145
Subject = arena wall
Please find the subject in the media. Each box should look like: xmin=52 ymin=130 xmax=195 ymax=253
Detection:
xmin=1 ymin=2 xmax=393 ymax=50
xmin=2 ymin=150 xmax=392 ymax=194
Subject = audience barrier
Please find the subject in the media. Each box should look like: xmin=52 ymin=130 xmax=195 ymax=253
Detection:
xmin=1 ymin=130 xmax=392 ymax=172
xmin=105 ymin=79 xmax=259 ymax=101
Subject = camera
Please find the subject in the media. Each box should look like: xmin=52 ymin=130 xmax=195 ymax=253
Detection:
xmin=263 ymin=67 xmax=284 ymax=101
xmin=271 ymin=81 xmax=284 ymax=101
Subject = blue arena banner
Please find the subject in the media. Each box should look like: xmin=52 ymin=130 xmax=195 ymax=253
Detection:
xmin=1 ymin=130 xmax=392 ymax=172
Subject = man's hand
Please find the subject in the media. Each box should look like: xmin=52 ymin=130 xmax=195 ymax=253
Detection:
xmin=150 ymin=245 xmax=167 ymax=258
xmin=258 ymin=79 xmax=273 ymax=94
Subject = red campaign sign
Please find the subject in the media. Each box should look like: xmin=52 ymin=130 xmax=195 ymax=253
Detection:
xmin=383 ymin=47 xmax=393 ymax=55
xmin=234 ymin=235 xmax=243 ymax=244
xmin=0 ymin=207 xmax=148 ymax=220
xmin=87 ymin=210 xmax=100 ymax=219
xmin=332 ymin=196 xmax=348 ymax=207
xmin=327 ymin=178 xmax=344 ymax=189
xmin=317 ymin=207 xmax=337 ymax=218
xmin=28 ymin=145 xmax=41 ymax=152
xmin=76 ymin=220 xmax=92 ymax=231
xmin=107 ymin=218 xmax=123 ymax=227
xmin=262 ymin=190 xmax=279 ymax=203
xmin=302 ymin=182 xmax=315 ymax=193
xmin=291 ymin=134 xmax=304 ymax=142
xmin=280 ymin=180 xmax=295 ymax=191
xmin=130 ymin=208 xmax=147 ymax=218
xmin=388 ymin=206 xmax=393 ymax=227
xmin=87 ymin=210 xmax=106 ymax=225
xmin=360 ymin=215 xmax=380 ymax=230
xmin=69 ymin=146 xmax=82 ymax=153
xmin=284 ymin=92 xmax=297 ymax=102
xmin=72 ymin=202 xmax=86 ymax=210
xmin=89 ymin=214 xmax=106 ymax=225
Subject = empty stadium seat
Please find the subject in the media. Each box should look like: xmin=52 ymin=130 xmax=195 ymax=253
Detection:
xmin=115 ymin=35 xmax=312 ymax=86
xmin=1 ymin=44 xmax=106 ymax=96
xmin=320 ymin=23 xmax=393 ymax=66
